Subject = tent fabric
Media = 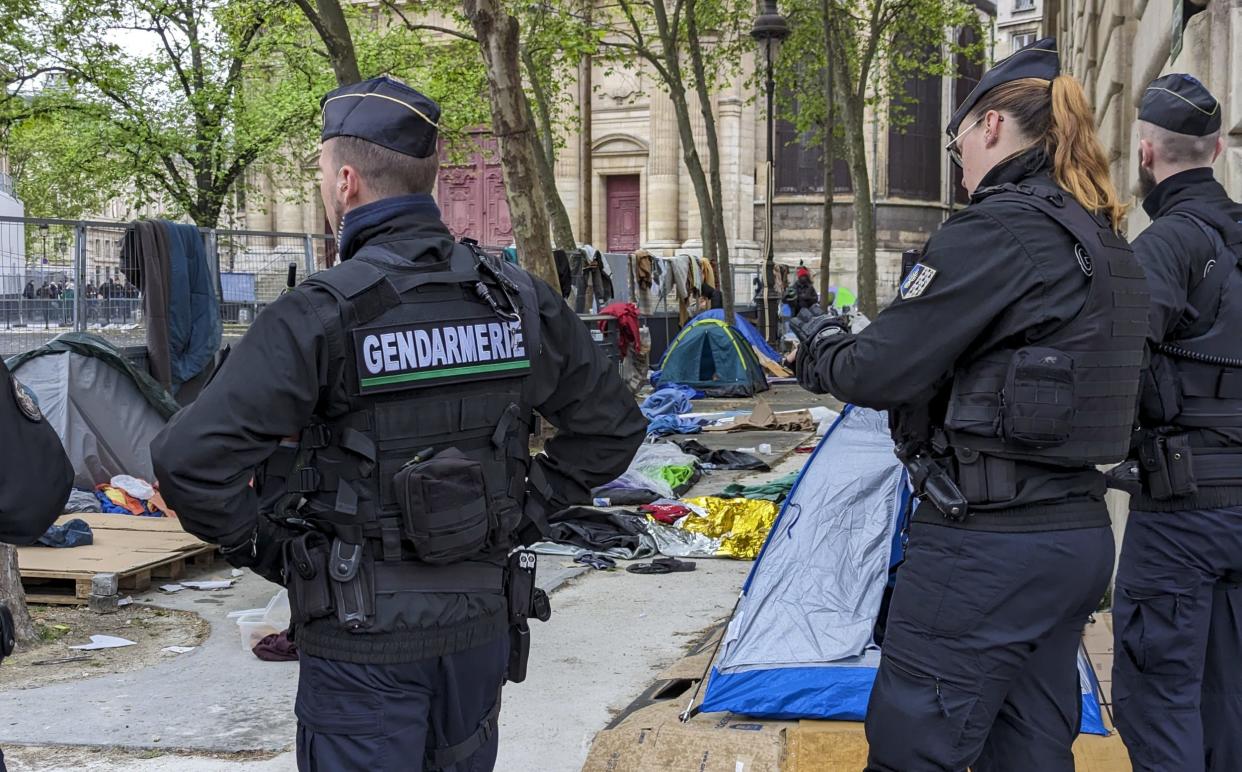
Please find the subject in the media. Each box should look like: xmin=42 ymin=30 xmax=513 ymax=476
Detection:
xmin=657 ymin=319 xmax=768 ymax=398
xmin=7 ymin=333 xmax=175 ymax=490
xmin=698 ymin=405 xmax=1110 ymax=735
xmin=690 ymin=309 xmax=781 ymax=362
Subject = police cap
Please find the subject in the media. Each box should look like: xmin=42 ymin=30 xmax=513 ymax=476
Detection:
xmin=947 ymin=37 xmax=1060 ymax=138
xmin=1139 ymin=74 xmax=1221 ymax=136
xmin=321 ymin=76 xmax=441 ymax=158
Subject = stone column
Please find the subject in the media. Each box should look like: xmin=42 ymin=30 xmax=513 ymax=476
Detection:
xmin=645 ymin=86 xmax=681 ymax=253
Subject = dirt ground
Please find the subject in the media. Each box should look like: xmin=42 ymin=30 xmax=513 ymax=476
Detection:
xmin=0 ymin=604 xmax=209 ymax=692
xmin=3 ymin=745 xmax=286 ymax=772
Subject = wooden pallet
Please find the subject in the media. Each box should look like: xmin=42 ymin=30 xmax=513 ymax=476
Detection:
xmin=17 ymin=514 xmax=216 ymax=605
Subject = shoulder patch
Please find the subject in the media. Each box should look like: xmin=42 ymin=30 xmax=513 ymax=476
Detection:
xmin=12 ymin=376 xmax=42 ymax=422
xmin=899 ymin=263 xmax=938 ymax=299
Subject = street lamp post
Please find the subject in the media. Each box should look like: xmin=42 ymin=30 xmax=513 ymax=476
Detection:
xmin=751 ymin=0 xmax=789 ymax=345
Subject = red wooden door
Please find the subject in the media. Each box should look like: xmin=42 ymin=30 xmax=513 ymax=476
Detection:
xmin=437 ymin=134 xmax=514 ymax=246
xmin=606 ymin=175 xmax=641 ymax=252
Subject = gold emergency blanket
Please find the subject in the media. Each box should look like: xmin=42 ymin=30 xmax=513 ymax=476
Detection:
xmin=680 ymin=496 xmax=778 ymax=560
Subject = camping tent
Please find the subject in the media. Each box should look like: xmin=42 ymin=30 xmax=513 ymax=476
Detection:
xmin=657 ymin=318 xmax=769 ymax=398
xmin=689 ymin=310 xmax=781 ymax=363
xmin=6 ymin=333 xmax=180 ymax=490
xmin=698 ymin=405 xmax=1109 ymax=735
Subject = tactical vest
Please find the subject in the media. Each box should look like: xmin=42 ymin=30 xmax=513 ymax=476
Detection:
xmin=1156 ymin=202 xmax=1242 ymax=429
xmin=282 ymin=241 xmax=541 ymax=629
xmin=941 ymin=184 xmax=1149 ymax=486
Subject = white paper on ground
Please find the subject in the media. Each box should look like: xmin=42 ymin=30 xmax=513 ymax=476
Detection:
xmin=158 ymin=584 xmax=184 ymax=593
xmin=161 ymin=646 xmax=196 ymax=654
xmin=69 ymin=635 xmax=137 ymax=650
xmin=180 ymin=580 xmax=234 ymax=590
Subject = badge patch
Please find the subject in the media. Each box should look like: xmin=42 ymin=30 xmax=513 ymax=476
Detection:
xmin=1074 ymin=244 xmax=1094 ymax=277
xmin=354 ymin=316 xmax=531 ymax=395
xmin=899 ymin=263 xmax=938 ymax=299
xmin=12 ymin=376 xmax=42 ymax=422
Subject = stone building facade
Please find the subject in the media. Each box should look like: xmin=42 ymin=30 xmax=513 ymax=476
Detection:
xmin=1047 ymin=0 xmax=1241 ymax=235
xmin=996 ymin=0 xmax=1045 ymax=59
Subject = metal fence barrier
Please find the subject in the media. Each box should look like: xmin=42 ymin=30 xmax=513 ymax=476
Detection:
xmin=0 ymin=213 xmax=764 ymax=360
xmin=0 ymin=215 xmax=338 ymax=358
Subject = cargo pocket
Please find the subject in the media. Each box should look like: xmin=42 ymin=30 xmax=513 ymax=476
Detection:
xmin=894 ymin=529 xmax=1025 ymax=637
xmin=867 ymin=654 xmax=982 ymax=769
xmin=394 ymin=448 xmax=490 ymax=565
xmin=1116 ymin=586 xmax=1196 ymax=676
xmin=296 ymin=688 xmax=385 ymax=772
xmin=1002 ymin=346 xmax=1075 ymax=448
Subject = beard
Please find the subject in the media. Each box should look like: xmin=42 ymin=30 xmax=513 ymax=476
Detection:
xmin=1137 ymin=163 xmax=1157 ymax=200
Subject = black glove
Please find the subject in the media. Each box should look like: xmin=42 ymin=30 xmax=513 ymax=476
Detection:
xmin=791 ymin=308 xmax=848 ymax=394
xmin=220 ymin=516 xmax=298 ymax=585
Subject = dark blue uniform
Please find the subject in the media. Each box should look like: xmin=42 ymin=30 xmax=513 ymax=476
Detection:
xmin=153 ymin=78 xmax=645 ymax=772
xmin=795 ymin=39 xmax=1147 ymax=771
xmin=1113 ymin=74 xmax=1242 ymax=772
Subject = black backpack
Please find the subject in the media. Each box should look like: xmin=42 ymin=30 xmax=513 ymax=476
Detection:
xmin=0 ymin=358 xmax=74 ymax=545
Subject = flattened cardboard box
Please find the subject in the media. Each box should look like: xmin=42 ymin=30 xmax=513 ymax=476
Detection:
xmin=583 ymin=700 xmax=788 ymax=772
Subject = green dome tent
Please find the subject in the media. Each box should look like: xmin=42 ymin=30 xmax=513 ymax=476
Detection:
xmin=656 ymin=318 xmax=769 ymax=397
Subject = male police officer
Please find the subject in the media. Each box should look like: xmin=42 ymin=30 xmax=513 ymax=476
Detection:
xmin=1112 ymin=75 xmax=1242 ymax=772
xmin=1 ymin=357 xmax=75 ymax=772
xmin=151 ymin=76 xmax=645 ymax=771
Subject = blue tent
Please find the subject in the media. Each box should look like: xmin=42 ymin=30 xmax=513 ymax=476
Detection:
xmin=690 ymin=309 xmax=781 ymax=362
xmin=657 ymin=318 xmax=769 ymax=398
xmin=699 ymin=405 xmax=1109 ymax=735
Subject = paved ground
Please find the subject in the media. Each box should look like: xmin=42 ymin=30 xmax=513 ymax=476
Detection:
xmin=2 ymin=391 xmax=821 ymax=771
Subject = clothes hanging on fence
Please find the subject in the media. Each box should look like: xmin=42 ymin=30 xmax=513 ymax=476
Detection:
xmin=121 ymin=221 xmax=174 ymax=391
xmin=669 ymin=255 xmax=692 ymax=300
xmin=600 ymin=302 xmax=641 ymax=359
xmin=685 ymin=255 xmax=703 ymax=293
xmin=634 ymin=250 xmax=654 ymax=290
xmin=698 ymin=256 xmax=716 ymax=289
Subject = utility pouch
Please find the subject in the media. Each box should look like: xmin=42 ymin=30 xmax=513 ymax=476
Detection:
xmin=1139 ymin=433 xmax=1198 ymax=500
xmin=284 ymin=532 xmax=333 ymax=625
xmin=328 ymin=539 xmax=374 ymax=630
xmin=1002 ymin=347 xmax=1075 ymax=448
xmin=394 ymin=448 xmax=491 ymax=565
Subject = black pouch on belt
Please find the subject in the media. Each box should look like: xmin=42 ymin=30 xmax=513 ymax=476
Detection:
xmin=1140 ymin=433 xmax=1197 ymax=500
xmin=329 ymin=539 xmax=374 ymax=630
xmin=394 ymin=448 xmax=491 ymax=565
xmin=284 ymin=532 xmax=333 ymax=625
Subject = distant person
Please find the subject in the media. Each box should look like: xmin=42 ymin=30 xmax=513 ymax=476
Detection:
xmin=698 ymin=282 xmax=723 ymax=311
xmin=85 ymin=282 xmax=96 ymax=299
xmin=22 ymin=281 xmax=33 ymax=300
xmin=35 ymin=282 xmax=48 ymax=299
xmin=787 ymin=267 xmax=818 ymax=314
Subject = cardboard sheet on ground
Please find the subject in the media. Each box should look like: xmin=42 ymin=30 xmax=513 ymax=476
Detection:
xmin=703 ymin=399 xmax=815 ymax=433
xmin=16 ymin=514 xmax=210 ymax=579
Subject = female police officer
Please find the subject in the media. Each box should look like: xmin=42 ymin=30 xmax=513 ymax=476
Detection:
xmin=794 ymin=39 xmax=1145 ymax=770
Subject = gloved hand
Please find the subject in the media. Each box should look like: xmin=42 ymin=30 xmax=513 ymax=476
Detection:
xmin=791 ymin=308 xmax=849 ymax=394
xmin=220 ymin=516 xmax=299 ymax=585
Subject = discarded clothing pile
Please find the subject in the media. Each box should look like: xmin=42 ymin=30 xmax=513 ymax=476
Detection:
xmin=541 ymin=507 xmax=658 ymax=560
xmin=717 ymin=472 xmax=800 ymax=503
xmin=641 ymin=385 xmax=707 ymax=437
xmin=37 ymin=518 xmax=93 ymax=548
xmin=121 ymin=219 xmax=222 ymax=401
xmin=639 ymin=501 xmax=693 ymax=524
xmin=94 ymin=475 xmax=163 ymax=516
xmin=253 ymin=631 xmax=299 ymax=662
xmin=593 ymin=441 xmax=702 ymax=505
xmin=674 ymin=439 xmax=770 ymax=472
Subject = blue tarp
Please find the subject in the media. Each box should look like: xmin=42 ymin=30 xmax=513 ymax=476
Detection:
xmin=689 ymin=309 xmax=781 ymax=362
xmin=699 ymin=405 xmax=1110 ymax=736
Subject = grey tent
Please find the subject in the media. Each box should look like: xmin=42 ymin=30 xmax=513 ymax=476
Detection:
xmin=7 ymin=333 xmax=180 ymax=490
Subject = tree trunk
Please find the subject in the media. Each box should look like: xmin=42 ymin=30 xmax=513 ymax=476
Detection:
xmin=295 ymin=0 xmax=362 ymax=87
xmin=819 ymin=0 xmax=834 ymax=304
xmin=843 ymin=109 xmax=876 ymax=317
xmin=667 ymin=86 xmax=718 ymax=282
xmin=685 ymin=4 xmax=732 ymax=322
xmin=521 ymin=50 xmax=578 ymax=256
xmin=0 ymin=544 xmax=35 ymax=644
xmin=463 ymin=0 xmax=558 ymax=288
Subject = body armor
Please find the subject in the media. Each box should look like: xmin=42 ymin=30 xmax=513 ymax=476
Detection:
xmin=939 ymin=184 xmax=1149 ymax=502
xmin=279 ymin=242 xmax=541 ymax=630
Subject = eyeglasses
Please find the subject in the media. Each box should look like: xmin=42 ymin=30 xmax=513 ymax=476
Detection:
xmin=944 ymin=114 xmax=997 ymax=168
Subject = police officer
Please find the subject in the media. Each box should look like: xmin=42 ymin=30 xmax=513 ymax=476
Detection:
xmin=1 ymin=357 xmax=75 ymax=772
xmin=793 ymin=39 xmax=1146 ymax=770
xmin=1112 ymin=75 xmax=1242 ymax=772
xmin=151 ymin=76 xmax=645 ymax=771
